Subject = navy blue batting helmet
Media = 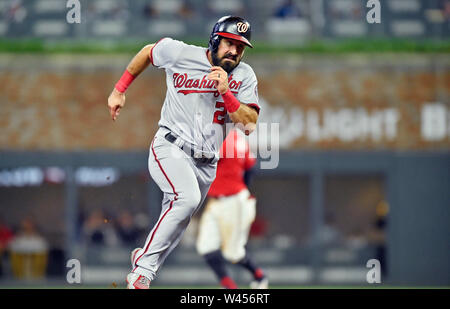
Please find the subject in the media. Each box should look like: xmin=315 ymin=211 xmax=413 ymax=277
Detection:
xmin=208 ymin=16 xmax=253 ymax=53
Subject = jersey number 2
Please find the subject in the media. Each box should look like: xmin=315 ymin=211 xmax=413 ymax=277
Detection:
xmin=213 ymin=101 xmax=226 ymax=125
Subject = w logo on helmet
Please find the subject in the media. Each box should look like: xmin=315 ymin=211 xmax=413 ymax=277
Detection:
xmin=236 ymin=22 xmax=249 ymax=33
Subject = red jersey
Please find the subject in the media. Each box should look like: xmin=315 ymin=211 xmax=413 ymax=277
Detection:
xmin=208 ymin=130 xmax=256 ymax=197
xmin=0 ymin=224 xmax=13 ymax=249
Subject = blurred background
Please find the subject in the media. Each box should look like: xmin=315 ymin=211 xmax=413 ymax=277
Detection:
xmin=0 ymin=0 xmax=449 ymax=288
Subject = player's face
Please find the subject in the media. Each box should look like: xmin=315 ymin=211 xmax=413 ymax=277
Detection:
xmin=212 ymin=38 xmax=246 ymax=73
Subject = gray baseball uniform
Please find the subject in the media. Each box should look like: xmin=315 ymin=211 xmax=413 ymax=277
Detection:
xmin=131 ymin=38 xmax=259 ymax=281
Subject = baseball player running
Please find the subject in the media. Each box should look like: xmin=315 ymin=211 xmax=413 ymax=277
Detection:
xmin=196 ymin=129 xmax=268 ymax=289
xmin=107 ymin=16 xmax=260 ymax=289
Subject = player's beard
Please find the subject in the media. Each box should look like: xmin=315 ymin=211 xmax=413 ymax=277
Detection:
xmin=211 ymin=50 xmax=240 ymax=74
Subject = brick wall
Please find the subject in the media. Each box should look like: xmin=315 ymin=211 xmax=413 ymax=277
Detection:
xmin=0 ymin=54 xmax=449 ymax=150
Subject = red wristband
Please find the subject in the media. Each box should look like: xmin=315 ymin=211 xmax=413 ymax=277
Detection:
xmin=115 ymin=70 xmax=135 ymax=93
xmin=221 ymin=89 xmax=240 ymax=113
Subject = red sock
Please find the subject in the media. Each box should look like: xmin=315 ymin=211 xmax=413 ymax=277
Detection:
xmin=220 ymin=276 xmax=238 ymax=289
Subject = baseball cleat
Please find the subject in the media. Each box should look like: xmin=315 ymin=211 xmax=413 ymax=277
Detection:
xmin=250 ymin=277 xmax=269 ymax=289
xmin=126 ymin=272 xmax=151 ymax=289
xmin=130 ymin=247 xmax=142 ymax=268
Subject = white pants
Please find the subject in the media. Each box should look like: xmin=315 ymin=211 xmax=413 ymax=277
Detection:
xmin=196 ymin=189 xmax=256 ymax=263
xmin=132 ymin=127 xmax=217 ymax=281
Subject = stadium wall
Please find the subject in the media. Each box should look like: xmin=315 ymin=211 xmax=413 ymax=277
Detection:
xmin=0 ymin=53 xmax=449 ymax=151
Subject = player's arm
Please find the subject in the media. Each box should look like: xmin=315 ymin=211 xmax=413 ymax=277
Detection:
xmin=228 ymin=104 xmax=258 ymax=135
xmin=107 ymin=44 xmax=155 ymax=121
xmin=208 ymin=66 xmax=258 ymax=135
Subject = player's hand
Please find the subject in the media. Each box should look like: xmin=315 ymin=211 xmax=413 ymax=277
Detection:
xmin=108 ymin=88 xmax=126 ymax=121
xmin=208 ymin=66 xmax=229 ymax=95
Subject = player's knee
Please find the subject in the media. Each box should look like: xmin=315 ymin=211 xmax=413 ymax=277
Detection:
xmin=196 ymin=241 xmax=211 ymax=256
xmin=177 ymin=187 xmax=201 ymax=213
xmin=196 ymin=234 xmax=220 ymax=255
xmin=223 ymin=248 xmax=245 ymax=263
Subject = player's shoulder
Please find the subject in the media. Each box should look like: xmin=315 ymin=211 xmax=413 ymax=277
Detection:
xmin=236 ymin=61 xmax=254 ymax=73
xmin=156 ymin=37 xmax=187 ymax=48
xmin=234 ymin=61 xmax=257 ymax=80
xmin=162 ymin=38 xmax=207 ymax=57
xmin=161 ymin=37 xmax=204 ymax=49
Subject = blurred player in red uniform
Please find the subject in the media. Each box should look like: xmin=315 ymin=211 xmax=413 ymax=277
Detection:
xmin=196 ymin=129 xmax=268 ymax=289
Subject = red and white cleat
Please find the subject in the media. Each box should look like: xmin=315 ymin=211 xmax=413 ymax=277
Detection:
xmin=126 ymin=273 xmax=151 ymax=289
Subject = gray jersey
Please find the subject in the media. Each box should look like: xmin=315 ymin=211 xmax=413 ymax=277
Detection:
xmin=151 ymin=38 xmax=260 ymax=156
